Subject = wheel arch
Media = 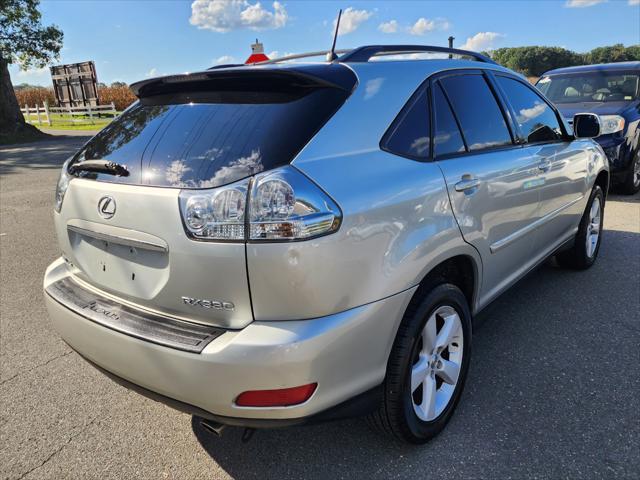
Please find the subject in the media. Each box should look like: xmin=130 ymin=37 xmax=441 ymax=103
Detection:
xmin=407 ymin=253 xmax=480 ymax=321
xmin=594 ymin=169 xmax=610 ymax=199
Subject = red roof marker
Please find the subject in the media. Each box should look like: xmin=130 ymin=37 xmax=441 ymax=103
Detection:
xmin=245 ymin=39 xmax=270 ymax=64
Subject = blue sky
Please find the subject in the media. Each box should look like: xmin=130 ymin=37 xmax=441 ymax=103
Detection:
xmin=10 ymin=0 xmax=640 ymax=86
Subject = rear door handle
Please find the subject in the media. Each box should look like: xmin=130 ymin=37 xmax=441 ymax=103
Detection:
xmin=455 ymin=175 xmax=481 ymax=192
xmin=538 ymin=159 xmax=552 ymax=172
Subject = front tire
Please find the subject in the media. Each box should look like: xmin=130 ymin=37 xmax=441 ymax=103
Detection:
xmin=619 ymin=152 xmax=640 ymax=195
xmin=368 ymin=283 xmax=472 ymax=444
xmin=556 ymin=185 xmax=604 ymax=270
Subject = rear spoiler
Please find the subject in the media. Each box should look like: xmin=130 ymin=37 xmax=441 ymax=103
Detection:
xmin=130 ymin=64 xmax=357 ymax=99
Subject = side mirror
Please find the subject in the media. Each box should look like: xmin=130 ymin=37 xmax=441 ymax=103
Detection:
xmin=573 ymin=113 xmax=601 ymax=138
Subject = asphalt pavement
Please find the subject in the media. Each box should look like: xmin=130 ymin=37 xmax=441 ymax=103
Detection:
xmin=1 ymin=134 xmax=639 ymax=479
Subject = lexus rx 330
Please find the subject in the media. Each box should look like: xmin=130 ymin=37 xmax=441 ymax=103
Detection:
xmin=44 ymin=45 xmax=609 ymax=443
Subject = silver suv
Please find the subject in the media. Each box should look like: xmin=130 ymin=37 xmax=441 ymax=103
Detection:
xmin=44 ymin=45 xmax=609 ymax=444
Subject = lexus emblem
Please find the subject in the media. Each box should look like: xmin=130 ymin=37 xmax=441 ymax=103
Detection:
xmin=98 ymin=196 xmax=116 ymax=219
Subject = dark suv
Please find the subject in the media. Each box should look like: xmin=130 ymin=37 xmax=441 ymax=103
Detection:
xmin=536 ymin=62 xmax=640 ymax=194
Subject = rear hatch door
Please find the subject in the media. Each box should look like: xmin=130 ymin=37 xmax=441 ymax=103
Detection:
xmin=56 ymin=66 xmax=355 ymax=329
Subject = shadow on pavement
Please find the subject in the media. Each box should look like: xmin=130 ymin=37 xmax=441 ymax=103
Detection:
xmin=191 ymin=228 xmax=639 ymax=479
xmin=0 ymin=134 xmax=92 ymax=176
xmin=608 ymin=191 xmax=640 ymax=204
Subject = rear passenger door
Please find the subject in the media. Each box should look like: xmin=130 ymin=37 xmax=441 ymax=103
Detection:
xmin=493 ymin=74 xmax=587 ymax=255
xmin=433 ymin=71 xmax=543 ymax=307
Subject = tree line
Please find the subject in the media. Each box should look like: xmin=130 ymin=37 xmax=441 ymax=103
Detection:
xmin=487 ymin=44 xmax=640 ymax=78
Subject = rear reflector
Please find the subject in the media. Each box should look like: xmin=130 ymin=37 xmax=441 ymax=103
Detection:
xmin=235 ymin=383 xmax=317 ymax=407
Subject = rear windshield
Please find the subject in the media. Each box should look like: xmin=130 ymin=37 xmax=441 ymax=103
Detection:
xmin=536 ymin=71 xmax=639 ymax=104
xmin=70 ymin=86 xmax=350 ymax=188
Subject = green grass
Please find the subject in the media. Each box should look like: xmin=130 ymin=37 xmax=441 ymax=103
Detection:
xmin=24 ymin=112 xmax=119 ymax=132
xmin=39 ymin=123 xmax=109 ymax=131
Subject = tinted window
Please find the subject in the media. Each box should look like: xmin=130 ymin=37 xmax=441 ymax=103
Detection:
xmin=497 ymin=76 xmax=562 ymax=143
xmin=384 ymin=88 xmax=430 ymax=159
xmin=433 ymin=82 xmax=465 ymax=156
xmin=440 ymin=74 xmax=512 ymax=151
xmin=70 ymin=88 xmax=350 ymax=188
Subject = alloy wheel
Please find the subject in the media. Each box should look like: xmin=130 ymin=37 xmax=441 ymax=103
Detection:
xmin=410 ymin=305 xmax=464 ymax=422
xmin=585 ymin=196 xmax=601 ymax=258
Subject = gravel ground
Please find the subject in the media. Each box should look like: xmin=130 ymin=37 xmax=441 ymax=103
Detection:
xmin=1 ymin=134 xmax=639 ymax=480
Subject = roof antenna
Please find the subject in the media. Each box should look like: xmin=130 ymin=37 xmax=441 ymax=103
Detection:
xmin=326 ymin=9 xmax=342 ymax=61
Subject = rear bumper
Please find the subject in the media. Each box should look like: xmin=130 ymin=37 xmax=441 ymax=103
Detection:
xmin=44 ymin=258 xmax=414 ymax=422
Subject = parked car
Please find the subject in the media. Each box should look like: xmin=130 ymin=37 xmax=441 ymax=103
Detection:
xmin=536 ymin=62 xmax=640 ymax=194
xmin=44 ymin=45 xmax=609 ymax=444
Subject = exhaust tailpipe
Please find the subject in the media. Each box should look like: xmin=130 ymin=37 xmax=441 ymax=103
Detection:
xmin=200 ymin=418 xmax=226 ymax=437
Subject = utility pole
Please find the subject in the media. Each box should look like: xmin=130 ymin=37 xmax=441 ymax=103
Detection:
xmin=448 ymin=36 xmax=455 ymax=59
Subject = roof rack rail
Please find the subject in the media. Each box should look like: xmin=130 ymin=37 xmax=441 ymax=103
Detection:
xmin=255 ymin=49 xmax=352 ymax=65
xmin=207 ymin=45 xmax=495 ymax=70
xmin=337 ymin=45 xmax=497 ymax=64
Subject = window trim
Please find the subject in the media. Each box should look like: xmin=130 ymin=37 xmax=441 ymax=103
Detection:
xmin=430 ymin=69 xmax=518 ymax=159
xmin=491 ymin=72 xmax=572 ymax=145
xmin=378 ymin=67 xmax=573 ymax=164
xmin=432 ymin=79 xmax=468 ymax=155
xmin=484 ymin=71 xmax=522 ymax=143
xmin=380 ymin=85 xmax=433 ymax=162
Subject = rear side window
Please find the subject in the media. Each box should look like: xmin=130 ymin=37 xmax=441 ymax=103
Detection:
xmin=383 ymin=88 xmax=430 ymax=160
xmin=440 ymin=74 xmax=512 ymax=151
xmin=433 ymin=83 xmax=465 ymax=156
xmin=496 ymin=76 xmax=562 ymax=143
xmin=71 ymin=87 xmax=351 ymax=188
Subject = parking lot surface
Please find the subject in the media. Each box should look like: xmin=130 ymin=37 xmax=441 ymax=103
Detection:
xmin=1 ymin=134 xmax=639 ymax=479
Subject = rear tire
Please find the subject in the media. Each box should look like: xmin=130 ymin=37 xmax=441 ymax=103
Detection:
xmin=619 ymin=152 xmax=640 ymax=195
xmin=556 ymin=185 xmax=604 ymax=270
xmin=368 ymin=283 xmax=472 ymax=444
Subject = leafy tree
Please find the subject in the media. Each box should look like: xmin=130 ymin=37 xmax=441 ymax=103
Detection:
xmin=491 ymin=44 xmax=640 ymax=78
xmin=585 ymin=44 xmax=640 ymax=64
xmin=491 ymin=46 xmax=583 ymax=77
xmin=0 ymin=0 xmax=62 ymax=141
xmin=626 ymin=45 xmax=640 ymax=60
xmin=110 ymin=81 xmax=127 ymax=88
xmin=13 ymin=82 xmax=40 ymax=89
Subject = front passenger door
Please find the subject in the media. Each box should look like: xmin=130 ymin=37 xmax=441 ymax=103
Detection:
xmin=493 ymin=74 xmax=588 ymax=257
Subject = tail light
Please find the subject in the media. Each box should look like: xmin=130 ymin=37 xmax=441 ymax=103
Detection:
xmin=54 ymin=158 xmax=72 ymax=213
xmin=249 ymin=167 xmax=341 ymax=240
xmin=180 ymin=181 xmax=249 ymax=241
xmin=179 ymin=166 xmax=341 ymax=242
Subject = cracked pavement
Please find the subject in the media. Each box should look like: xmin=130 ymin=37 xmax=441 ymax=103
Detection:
xmin=1 ymin=134 xmax=639 ymax=479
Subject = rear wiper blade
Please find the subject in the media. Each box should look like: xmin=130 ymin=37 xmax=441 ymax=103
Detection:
xmin=69 ymin=160 xmax=129 ymax=177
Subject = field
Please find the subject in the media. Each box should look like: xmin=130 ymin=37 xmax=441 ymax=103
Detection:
xmin=16 ymin=85 xmax=135 ymax=132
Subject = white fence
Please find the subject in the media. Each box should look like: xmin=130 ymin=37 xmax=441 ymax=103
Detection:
xmin=21 ymin=101 xmax=118 ymax=126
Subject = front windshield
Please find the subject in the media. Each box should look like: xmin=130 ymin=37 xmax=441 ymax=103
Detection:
xmin=536 ymin=71 xmax=639 ymax=104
